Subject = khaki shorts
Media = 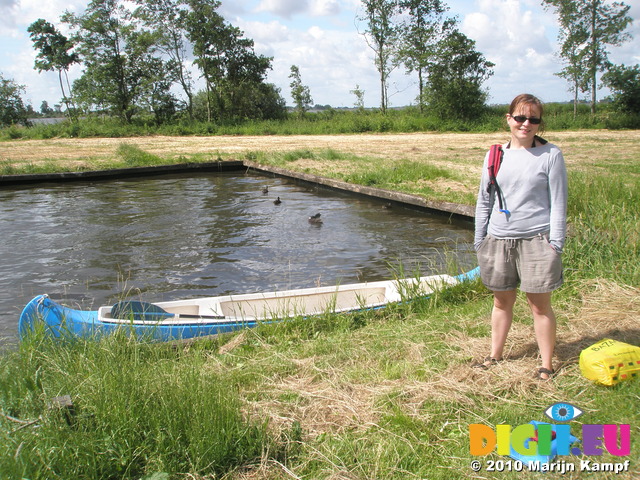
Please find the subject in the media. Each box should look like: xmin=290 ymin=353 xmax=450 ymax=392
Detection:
xmin=476 ymin=233 xmax=563 ymax=293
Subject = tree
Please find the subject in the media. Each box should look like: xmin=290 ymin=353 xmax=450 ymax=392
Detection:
xmin=183 ymin=0 xmax=275 ymax=122
xmin=554 ymin=32 xmax=590 ymax=118
xmin=217 ymin=26 xmax=273 ymax=120
xmin=182 ymin=0 xmax=223 ymax=122
xmin=350 ymin=84 xmax=366 ymax=111
xmin=543 ymin=0 xmax=633 ymax=114
xmin=133 ymin=0 xmax=195 ymax=118
xmin=245 ymin=83 xmax=287 ymax=120
xmin=62 ymin=0 xmax=169 ymax=122
xmin=27 ymin=18 xmax=79 ymax=120
xmin=422 ymin=30 xmax=493 ymax=120
xmin=543 ymin=0 xmax=590 ymax=117
xmin=396 ymin=0 xmax=455 ymax=113
xmin=40 ymin=100 xmax=54 ymax=115
xmin=289 ymin=65 xmax=313 ymax=116
xmin=0 ymin=73 xmax=29 ymax=126
xmin=358 ymin=0 xmax=401 ymax=113
xmin=137 ymin=56 xmax=181 ymax=124
xmin=602 ymin=64 xmax=640 ymax=113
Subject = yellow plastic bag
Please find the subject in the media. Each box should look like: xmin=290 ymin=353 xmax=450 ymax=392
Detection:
xmin=579 ymin=339 xmax=640 ymax=386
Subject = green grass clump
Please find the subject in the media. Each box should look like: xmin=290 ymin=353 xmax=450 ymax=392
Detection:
xmin=342 ymin=160 xmax=451 ymax=188
xmin=565 ymin=169 xmax=639 ymax=285
xmin=248 ymin=148 xmax=476 ymax=205
xmin=0 ymin=332 xmax=289 ymax=479
xmin=116 ymin=143 xmax=165 ymax=167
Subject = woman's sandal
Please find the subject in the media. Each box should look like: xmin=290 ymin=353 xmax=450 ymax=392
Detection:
xmin=472 ymin=356 xmax=503 ymax=370
xmin=536 ymin=367 xmax=555 ymax=380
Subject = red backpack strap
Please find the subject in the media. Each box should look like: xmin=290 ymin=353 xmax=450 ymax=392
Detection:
xmin=486 ymin=144 xmax=509 ymax=215
xmin=487 ymin=144 xmax=503 ymax=187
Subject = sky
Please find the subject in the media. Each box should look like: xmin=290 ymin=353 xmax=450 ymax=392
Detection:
xmin=1 ymin=0 xmax=639 ymax=110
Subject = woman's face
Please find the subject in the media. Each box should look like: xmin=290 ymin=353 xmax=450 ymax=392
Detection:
xmin=506 ymin=103 xmax=541 ymax=147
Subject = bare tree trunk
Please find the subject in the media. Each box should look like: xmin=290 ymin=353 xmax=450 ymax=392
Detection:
xmin=418 ymin=68 xmax=424 ymax=114
xmin=590 ymin=2 xmax=597 ymax=115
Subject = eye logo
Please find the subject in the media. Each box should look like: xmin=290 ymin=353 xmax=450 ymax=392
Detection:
xmin=545 ymin=402 xmax=583 ymax=422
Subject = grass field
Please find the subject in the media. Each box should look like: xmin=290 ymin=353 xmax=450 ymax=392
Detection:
xmin=2 ymin=130 xmax=639 ymax=203
xmin=1 ymin=129 xmax=639 ymax=479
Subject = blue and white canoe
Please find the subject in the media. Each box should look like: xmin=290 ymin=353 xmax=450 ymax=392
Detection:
xmin=19 ymin=267 xmax=480 ymax=342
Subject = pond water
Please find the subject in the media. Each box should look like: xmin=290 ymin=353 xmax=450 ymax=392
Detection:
xmin=0 ymin=172 xmax=475 ymax=344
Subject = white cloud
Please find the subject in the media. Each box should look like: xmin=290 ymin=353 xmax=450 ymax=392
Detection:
xmin=255 ymin=0 xmax=309 ymax=19
xmin=218 ymin=0 xmax=250 ymax=17
xmin=310 ymin=0 xmax=341 ymax=17
xmin=463 ymin=12 xmax=491 ymax=40
xmin=460 ymin=0 xmax=561 ymax=103
xmin=243 ymin=19 xmax=292 ymax=51
xmin=0 ymin=0 xmax=19 ymax=33
xmin=0 ymin=0 xmax=86 ymax=39
xmin=13 ymin=0 xmax=84 ymax=26
xmin=242 ymin=18 xmax=378 ymax=106
xmin=463 ymin=0 xmax=553 ymax=57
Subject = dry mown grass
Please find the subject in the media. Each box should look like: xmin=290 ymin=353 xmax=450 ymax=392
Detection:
xmin=1 ymin=133 xmax=496 ymax=164
xmin=2 ymin=130 xmax=639 ymax=183
xmin=209 ymin=280 xmax=640 ymax=480
xmin=3 ymin=130 xmax=638 ymax=211
xmin=212 ymin=280 xmax=640 ymax=442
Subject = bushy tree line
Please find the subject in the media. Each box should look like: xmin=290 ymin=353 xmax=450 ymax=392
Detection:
xmin=26 ymin=0 xmax=287 ymax=125
xmin=357 ymin=0 xmax=494 ymax=120
xmin=3 ymin=0 xmax=637 ymax=128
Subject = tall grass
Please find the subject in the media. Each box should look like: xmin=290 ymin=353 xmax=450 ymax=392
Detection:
xmin=0 ymin=331 xmax=290 ymax=479
xmin=565 ymin=169 xmax=639 ymax=285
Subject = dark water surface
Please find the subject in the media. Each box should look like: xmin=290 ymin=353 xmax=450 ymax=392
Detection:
xmin=1 ymin=172 xmax=475 ymax=343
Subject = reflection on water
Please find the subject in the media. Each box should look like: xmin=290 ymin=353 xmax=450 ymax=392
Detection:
xmin=0 ymin=172 xmax=475 ymax=342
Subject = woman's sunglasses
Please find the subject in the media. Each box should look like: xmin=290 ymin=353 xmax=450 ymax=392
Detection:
xmin=511 ymin=115 xmax=542 ymax=125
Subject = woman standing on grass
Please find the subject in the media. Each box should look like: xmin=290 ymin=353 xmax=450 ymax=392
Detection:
xmin=473 ymin=93 xmax=568 ymax=380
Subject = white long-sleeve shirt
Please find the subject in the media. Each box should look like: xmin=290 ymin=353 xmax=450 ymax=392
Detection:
xmin=474 ymin=142 xmax=568 ymax=252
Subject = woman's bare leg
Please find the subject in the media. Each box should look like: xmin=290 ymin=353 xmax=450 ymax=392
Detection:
xmin=527 ymin=291 xmax=556 ymax=379
xmin=489 ymin=289 xmax=518 ymax=361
